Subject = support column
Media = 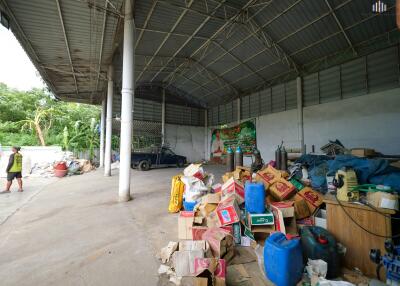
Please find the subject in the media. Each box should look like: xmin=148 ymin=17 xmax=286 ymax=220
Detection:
xmin=297 ymin=76 xmax=305 ymax=154
xmin=204 ymin=109 xmax=208 ymax=161
xmin=161 ymin=88 xmax=166 ymax=145
xmin=237 ymin=97 xmax=241 ymax=124
xmin=118 ymin=0 xmax=134 ymax=202
xmin=104 ymin=65 xmax=114 ymax=176
xmin=99 ymin=99 xmax=106 ymax=167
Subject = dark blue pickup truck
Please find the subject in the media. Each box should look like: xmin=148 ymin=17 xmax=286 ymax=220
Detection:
xmin=131 ymin=147 xmax=187 ymax=171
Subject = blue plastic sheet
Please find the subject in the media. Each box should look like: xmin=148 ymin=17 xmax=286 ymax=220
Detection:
xmin=295 ymin=155 xmax=400 ymax=193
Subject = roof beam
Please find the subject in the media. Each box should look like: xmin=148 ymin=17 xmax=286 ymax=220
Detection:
xmin=168 ymin=0 xmax=302 ymax=92
xmin=201 ymin=8 xmax=395 ymax=100
xmin=148 ymin=0 xmax=230 ymax=85
xmin=94 ymin=0 xmax=109 ymax=102
xmin=223 ymin=0 xmax=300 ymax=71
xmin=136 ymin=54 xmax=238 ymax=93
xmin=276 ymin=0 xmax=353 ymax=45
xmin=324 ymin=0 xmax=357 ymax=55
xmin=55 ymin=0 xmax=79 ymax=95
xmin=135 ymin=0 xmax=158 ymax=49
xmin=136 ymin=27 xmax=209 ymax=40
xmin=135 ymin=0 xmax=195 ymax=83
xmin=161 ymin=0 xmax=260 ymax=89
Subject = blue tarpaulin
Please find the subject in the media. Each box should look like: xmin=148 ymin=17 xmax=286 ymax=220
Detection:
xmin=295 ymin=155 xmax=400 ymax=193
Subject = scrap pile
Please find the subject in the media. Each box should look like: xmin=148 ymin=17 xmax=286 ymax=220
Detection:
xmin=163 ymin=149 xmax=399 ymax=286
xmin=30 ymin=152 xmax=95 ymax=178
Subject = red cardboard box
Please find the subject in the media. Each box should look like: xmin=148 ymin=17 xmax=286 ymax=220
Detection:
xmin=216 ymin=196 xmax=241 ymax=226
xmin=296 ymin=187 xmax=324 ymax=214
xmin=194 ymin=258 xmax=226 ymax=279
xmin=256 ymin=165 xmax=281 ymax=189
xmin=269 ymin=178 xmax=296 ymax=201
xmin=178 ymin=211 xmax=194 ymax=240
xmin=221 ymin=178 xmax=244 ymax=204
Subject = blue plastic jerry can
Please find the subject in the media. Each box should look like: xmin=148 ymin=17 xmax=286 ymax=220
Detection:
xmin=264 ymin=232 xmax=304 ymax=286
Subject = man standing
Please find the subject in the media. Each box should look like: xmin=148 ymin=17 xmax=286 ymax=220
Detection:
xmin=2 ymin=146 xmax=23 ymax=193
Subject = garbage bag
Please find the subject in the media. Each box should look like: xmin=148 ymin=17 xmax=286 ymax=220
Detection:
xmin=168 ymin=175 xmax=185 ymax=213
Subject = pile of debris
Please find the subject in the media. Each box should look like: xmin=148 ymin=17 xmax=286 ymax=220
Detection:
xmin=29 ymin=152 xmax=95 ymax=178
xmin=161 ymin=150 xmax=400 ymax=286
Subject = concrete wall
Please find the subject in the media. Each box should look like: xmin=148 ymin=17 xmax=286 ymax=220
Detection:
xmin=165 ymin=124 xmax=205 ymax=163
xmin=207 ymin=88 xmax=400 ymax=164
xmin=258 ymin=87 xmax=400 ymax=161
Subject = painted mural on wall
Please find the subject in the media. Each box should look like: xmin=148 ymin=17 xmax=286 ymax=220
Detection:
xmin=211 ymin=120 xmax=256 ymax=157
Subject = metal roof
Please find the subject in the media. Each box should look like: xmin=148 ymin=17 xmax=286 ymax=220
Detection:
xmin=1 ymin=0 xmax=398 ymax=107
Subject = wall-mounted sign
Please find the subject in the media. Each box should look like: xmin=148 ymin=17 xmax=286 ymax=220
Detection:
xmin=211 ymin=120 xmax=256 ymax=157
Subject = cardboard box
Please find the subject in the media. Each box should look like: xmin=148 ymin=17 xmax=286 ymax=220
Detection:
xmin=184 ymin=163 xmax=205 ymax=180
xmin=194 ymin=258 xmax=226 ymax=279
xmin=296 ymin=187 xmax=324 ymax=214
xmin=197 ymin=193 xmax=221 ymax=217
xmin=367 ymin=191 xmax=399 ymax=211
xmin=271 ymin=205 xmax=298 ymax=236
xmin=233 ymin=166 xmax=251 ymax=182
xmin=270 ymin=201 xmax=295 ymax=218
xmin=222 ymin=172 xmax=233 ymax=183
xmin=351 ymin=148 xmax=375 ymax=157
xmin=178 ymin=211 xmax=194 ymax=240
xmin=296 ymin=217 xmax=314 ymax=227
xmin=289 ymin=178 xmax=304 ymax=191
xmin=314 ymin=208 xmax=327 ymax=229
xmin=256 ymin=165 xmax=281 ymax=189
xmin=247 ymin=210 xmax=274 ymax=226
xmin=206 ymin=211 xmax=221 ymax=228
xmin=293 ymin=196 xmax=311 ymax=219
xmin=192 ymin=225 xmax=233 ymax=240
xmin=173 ymin=250 xmax=204 ymax=276
xmin=216 ymin=196 xmax=241 ymax=226
xmin=221 ymin=178 xmax=245 ymax=204
xmin=201 ymin=227 xmax=234 ymax=261
xmin=212 ymin=183 xmax=222 ymax=193
xmin=192 ymin=226 xmax=209 ymax=240
xmin=201 ymin=193 xmax=221 ymax=204
xmin=251 ymin=224 xmax=275 ymax=234
xmin=269 ymin=178 xmax=296 ymax=201
xmin=179 ymin=240 xmax=209 ymax=252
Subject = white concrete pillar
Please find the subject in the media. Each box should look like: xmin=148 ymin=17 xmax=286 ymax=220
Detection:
xmin=204 ymin=109 xmax=208 ymax=161
xmin=104 ymin=65 xmax=114 ymax=176
xmin=161 ymin=88 xmax=166 ymax=145
xmin=99 ymin=99 xmax=106 ymax=167
xmin=237 ymin=97 xmax=241 ymax=124
xmin=297 ymin=76 xmax=305 ymax=154
xmin=118 ymin=0 xmax=135 ymax=202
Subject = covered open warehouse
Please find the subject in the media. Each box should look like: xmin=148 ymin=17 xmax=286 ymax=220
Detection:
xmin=0 ymin=0 xmax=400 ymax=285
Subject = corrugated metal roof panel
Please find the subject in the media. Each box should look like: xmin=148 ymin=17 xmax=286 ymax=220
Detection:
xmin=341 ymin=57 xmax=367 ymax=98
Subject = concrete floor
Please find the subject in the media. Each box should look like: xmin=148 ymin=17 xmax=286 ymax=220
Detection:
xmin=0 ymin=165 xmax=227 ymax=286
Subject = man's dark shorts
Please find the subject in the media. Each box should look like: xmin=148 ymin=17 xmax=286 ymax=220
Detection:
xmin=7 ymin=172 xmax=22 ymax=181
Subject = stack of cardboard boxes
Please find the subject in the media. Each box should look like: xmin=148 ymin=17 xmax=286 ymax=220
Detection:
xmin=162 ymin=164 xmax=326 ymax=285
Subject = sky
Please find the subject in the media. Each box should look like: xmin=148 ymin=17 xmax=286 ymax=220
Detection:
xmin=0 ymin=25 xmax=44 ymax=90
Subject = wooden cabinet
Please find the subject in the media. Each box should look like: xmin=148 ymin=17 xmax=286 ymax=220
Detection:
xmin=324 ymin=196 xmax=395 ymax=279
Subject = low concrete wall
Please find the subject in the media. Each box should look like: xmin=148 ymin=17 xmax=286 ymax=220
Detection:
xmin=0 ymin=146 xmax=63 ymax=177
xmin=165 ymin=124 xmax=205 ymax=163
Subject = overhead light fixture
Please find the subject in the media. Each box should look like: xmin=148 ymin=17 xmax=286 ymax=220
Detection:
xmin=0 ymin=11 xmax=10 ymax=29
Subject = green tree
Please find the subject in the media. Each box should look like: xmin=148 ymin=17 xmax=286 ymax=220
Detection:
xmin=0 ymin=83 xmax=101 ymax=150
